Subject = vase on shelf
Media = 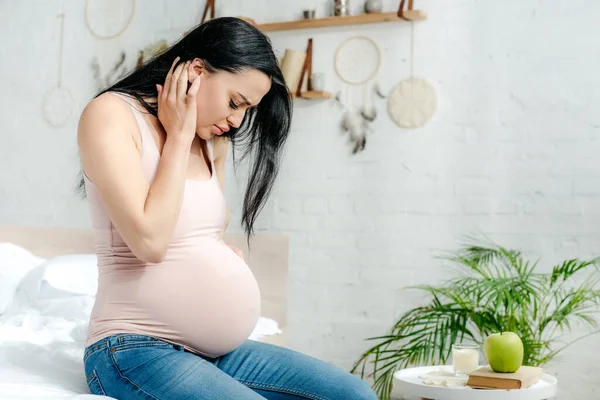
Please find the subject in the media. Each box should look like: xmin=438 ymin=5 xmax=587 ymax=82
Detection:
xmin=364 ymin=0 xmax=383 ymax=13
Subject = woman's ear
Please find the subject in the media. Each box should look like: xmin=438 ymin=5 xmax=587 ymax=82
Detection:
xmin=188 ymin=58 xmax=206 ymax=82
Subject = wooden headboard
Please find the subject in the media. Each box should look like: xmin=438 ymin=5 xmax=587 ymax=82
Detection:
xmin=0 ymin=226 xmax=288 ymax=346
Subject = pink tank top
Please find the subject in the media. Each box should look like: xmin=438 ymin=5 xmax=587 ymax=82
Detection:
xmin=83 ymin=93 xmax=261 ymax=358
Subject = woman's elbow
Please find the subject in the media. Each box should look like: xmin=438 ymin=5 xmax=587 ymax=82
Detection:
xmin=138 ymin=248 xmax=167 ymax=264
xmin=132 ymin=236 xmax=169 ymax=264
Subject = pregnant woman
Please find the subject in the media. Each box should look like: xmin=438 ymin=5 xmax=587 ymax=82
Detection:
xmin=77 ymin=17 xmax=377 ymax=400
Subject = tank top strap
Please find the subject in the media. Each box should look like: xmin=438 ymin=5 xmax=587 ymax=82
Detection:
xmin=207 ymin=138 xmax=215 ymax=164
xmin=109 ymin=92 xmax=159 ymax=156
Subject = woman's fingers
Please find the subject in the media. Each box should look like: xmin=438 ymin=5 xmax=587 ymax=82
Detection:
xmin=234 ymin=248 xmax=244 ymax=259
xmin=162 ymin=57 xmax=180 ymax=100
xmin=168 ymin=61 xmax=185 ymax=100
xmin=186 ymin=76 xmax=201 ymax=107
xmin=177 ymin=61 xmax=190 ymax=100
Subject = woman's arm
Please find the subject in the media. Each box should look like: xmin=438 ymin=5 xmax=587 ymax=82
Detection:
xmin=78 ymin=59 xmax=201 ymax=263
xmin=78 ymin=95 xmax=190 ymax=263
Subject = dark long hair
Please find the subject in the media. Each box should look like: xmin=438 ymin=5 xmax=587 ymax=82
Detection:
xmin=78 ymin=17 xmax=292 ymax=237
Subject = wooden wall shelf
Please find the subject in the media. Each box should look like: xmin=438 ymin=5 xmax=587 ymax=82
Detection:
xmin=256 ymin=11 xmax=427 ymax=33
xmin=296 ymin=91 xmax=333 ymax=100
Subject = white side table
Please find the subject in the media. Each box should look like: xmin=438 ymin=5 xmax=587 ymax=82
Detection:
xmin=394 ymin=366 xmax=557 ymax=400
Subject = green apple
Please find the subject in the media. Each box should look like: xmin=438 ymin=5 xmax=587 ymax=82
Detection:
xmin=484 ymin=331 xmax=524 ymax=373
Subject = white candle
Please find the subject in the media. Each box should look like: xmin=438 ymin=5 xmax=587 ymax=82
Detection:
xmin=452 ymin=347 xmax=480 ymax=374
xmin=311 ymin=73 xmax=325 ymax=91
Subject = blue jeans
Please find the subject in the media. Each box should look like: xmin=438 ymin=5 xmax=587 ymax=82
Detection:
xmin=83 ymin=334 xmax=378 ymax=399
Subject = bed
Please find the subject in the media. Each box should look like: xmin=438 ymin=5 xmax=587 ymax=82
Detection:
xmin=0 ymin=226 xmax=289 ymax=399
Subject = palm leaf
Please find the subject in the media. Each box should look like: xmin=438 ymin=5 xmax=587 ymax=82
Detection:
xmin=438 ymin=236 xmax=523 ymax=277
xmin=549 ymin=258 xmax=600 ymax=286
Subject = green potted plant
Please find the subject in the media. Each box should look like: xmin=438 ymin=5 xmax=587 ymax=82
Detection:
xmin=351 ymin=238 xmax=600 ymax=399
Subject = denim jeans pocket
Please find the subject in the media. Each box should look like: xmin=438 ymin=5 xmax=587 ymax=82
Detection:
xmin=86 ymin=370 xmax=107 ymax=396
xmin=117 ymin=334 xmax=162 ymax=344
xmin=110 ymin=335 xmax=174 ymax=352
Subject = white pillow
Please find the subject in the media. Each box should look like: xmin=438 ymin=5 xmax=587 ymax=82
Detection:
xmin=42 ymin=254 xmax=98 ymax=297
xmin=1 ymin=254 xmax=98 ymax=321
xmin=0 ymin=243 xmax=45 ymax=314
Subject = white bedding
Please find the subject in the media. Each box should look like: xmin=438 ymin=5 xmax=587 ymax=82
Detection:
xmin=0 ymin=316 xmax=280 ymax=399
xmin=0 ymin=244 xmax=281 ymax=399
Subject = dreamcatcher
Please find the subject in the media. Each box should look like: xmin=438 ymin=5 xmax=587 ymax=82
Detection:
xmin=84 ymin=0 xmax=136 ymax=40
xmin=334 ymin=36 xmax=385 ymax=154
xmin=42 ymin=14 xmax=76 ymax=128
xmin=85 ymin=0 xmax=136 ymax=90
xmin=387 ymin=21 xmax=437 ymax=129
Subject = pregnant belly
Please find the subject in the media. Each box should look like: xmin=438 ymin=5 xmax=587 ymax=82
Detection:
xmin=107 ymin=241 xmax=262 ymax=358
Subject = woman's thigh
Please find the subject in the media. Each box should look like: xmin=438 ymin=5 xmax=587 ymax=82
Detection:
xmin=214 ymin=340 xmax=378 ymax=400
xmin=83 ymin=334 xmax=265 ymax=400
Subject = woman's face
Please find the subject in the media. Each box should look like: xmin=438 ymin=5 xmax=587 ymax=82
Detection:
xmin=186 ymin=59 xmax=271 ymax=140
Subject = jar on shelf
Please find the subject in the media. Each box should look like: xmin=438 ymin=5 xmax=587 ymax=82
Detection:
xmin=333 ymin=0 xmax=350 ymax=16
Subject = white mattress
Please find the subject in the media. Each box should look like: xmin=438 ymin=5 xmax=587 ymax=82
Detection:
xmin=0 ymin=313 xmax=280 ymax=399
xmin=0 ymin=310 xmax=114 ymax=399
xmin=0 ymin=342 xmax=112 ymax=399
xmin=0 ymin=243 xmax=282 ymax=399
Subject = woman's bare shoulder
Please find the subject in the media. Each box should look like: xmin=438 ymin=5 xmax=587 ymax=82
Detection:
xmin=77 ymin=92 xmax=139 ymax=147
xmin=81 ymin=92 xmax=133 ymax=118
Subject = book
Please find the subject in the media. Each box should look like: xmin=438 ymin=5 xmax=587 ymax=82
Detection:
xmin=466 ymin=366 xmax=543 ymax=390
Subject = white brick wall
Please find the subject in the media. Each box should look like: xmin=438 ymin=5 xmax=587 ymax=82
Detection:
xmin=2 ymin=0 xmax=600 ymax=398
